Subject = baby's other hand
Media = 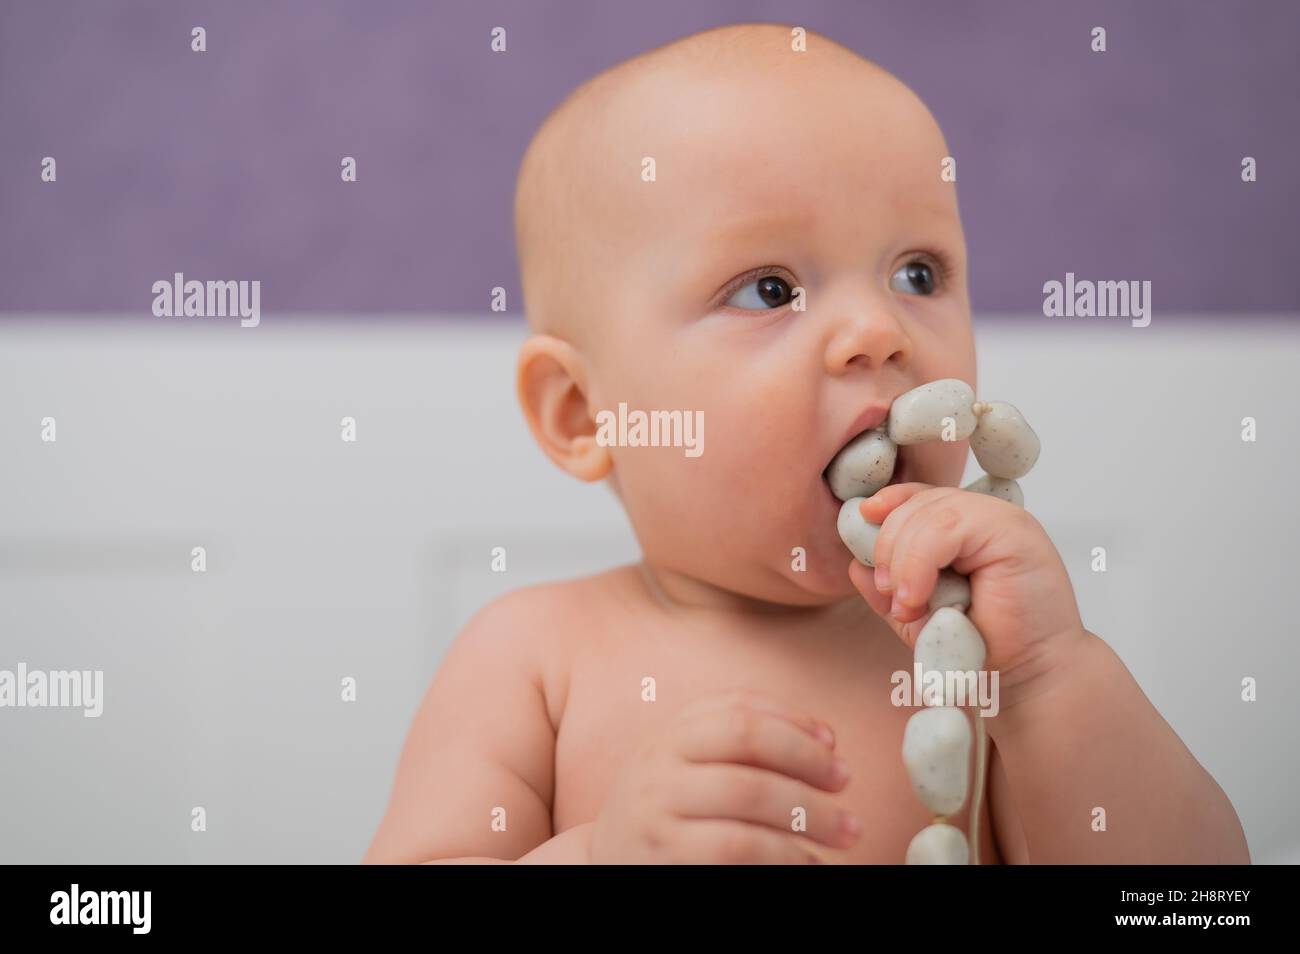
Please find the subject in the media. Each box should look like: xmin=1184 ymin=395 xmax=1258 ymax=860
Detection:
xmin=588 ymin=689 xmax=861 ymax=863
xmin=850 ymin=483 xmax=1088 ymax=711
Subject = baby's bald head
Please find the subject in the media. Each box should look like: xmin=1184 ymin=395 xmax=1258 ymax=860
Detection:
xmin=512 ymin=23 xmax=921 ymax=347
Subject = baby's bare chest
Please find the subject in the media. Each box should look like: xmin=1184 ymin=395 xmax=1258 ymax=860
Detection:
xmin=549 ymin=623 xmax=988 ymax=863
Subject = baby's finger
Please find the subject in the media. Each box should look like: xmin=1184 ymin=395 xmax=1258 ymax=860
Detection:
xmin=857 ymin=480 xmax=936 ymax=525
xmin=675 ymin=819 xmax=828 ymax=864
xmin=865 ymin=484 xmax=959 ymax=581
xmin=677 ymin=701 xmax=848 ymax=793
xmin=672 ymin=763 xmax=862 ymax=850
xmin=888 ymin=495 xmax=1006 ymax=623
xmin=680 ymin=688 xmax=836 ymax=749
xmin=885 ymin=496 xmax=971 ymax=622
xmin=847 ymin=558 xmax=892 ymax=619
xmin=848 ymin=559 xmax=930 ymax=650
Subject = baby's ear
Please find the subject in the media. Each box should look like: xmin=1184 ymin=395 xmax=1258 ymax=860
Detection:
xmin=516 ymin=335 xmax=612 ymax=482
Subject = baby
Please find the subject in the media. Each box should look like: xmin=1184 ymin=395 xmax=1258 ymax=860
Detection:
xmin=364 ymin=23 xmax=1248 ymax=864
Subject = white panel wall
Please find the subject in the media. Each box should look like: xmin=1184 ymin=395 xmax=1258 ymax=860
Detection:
xmin=1 ymin=315 xmax=1296 ymax=863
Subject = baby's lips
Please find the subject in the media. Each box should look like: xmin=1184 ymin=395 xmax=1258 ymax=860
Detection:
xmin=835 ymin=404 xmax=890 ymax=451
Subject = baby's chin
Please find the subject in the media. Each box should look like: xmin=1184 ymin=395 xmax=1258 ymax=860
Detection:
xmin=683 ymin=509 xmax=868 ymax=606
xmin=775 ymin=558 xmax=864 ymax=606
xmin=691 ymin=541 xmax=866 ymax=609
xmin=749 ymin=571 xmax=862 ymax=610
xmin=630 ymin=482 xmax=871 ymax=608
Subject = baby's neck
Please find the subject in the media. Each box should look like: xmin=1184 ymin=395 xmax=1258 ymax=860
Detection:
xmin=634 ymin=559 xmax=881 ymax=635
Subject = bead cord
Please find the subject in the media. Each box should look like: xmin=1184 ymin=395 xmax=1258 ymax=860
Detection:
xmin=826 ymin=379 xmax=1040 ymax=864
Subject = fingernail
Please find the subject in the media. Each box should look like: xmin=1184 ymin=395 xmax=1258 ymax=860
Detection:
xmin=895 ymin=581 xmax=911 ymax=604
xmin=841 ymin=813 xmax=863 ymax=837
xmin=890 ymin=596 xmax=904 ymax=617
xmin=875 ymin=564 xmax=891 ymax=590
xmin=829 ymin=757 xmax=850 ymax=786
xmin=815 ymin=722 xmax=836 ymax=747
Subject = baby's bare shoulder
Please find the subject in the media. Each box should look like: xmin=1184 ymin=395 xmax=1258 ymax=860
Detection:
xmin=367 ymin=571 xmax=639 ymax=861
xmin=454 ymin=565 xmax=646 ymax=708
xmin=466 ymin=564 xmax=639 ymax=637
xmin=386 ymin=571 xmax=634 ymax=771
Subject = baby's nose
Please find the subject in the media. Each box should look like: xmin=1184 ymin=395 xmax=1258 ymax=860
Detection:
xmin=823 ymin=304 xmax=910 ymax=375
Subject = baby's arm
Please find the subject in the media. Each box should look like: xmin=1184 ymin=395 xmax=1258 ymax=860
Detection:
xmin=986 ymin=630 xmax=1250 ymax=864
xmin=855 ymin=483 xmax=1249 ymax=864
xmin=364 ymin=590 xmax=585 ymax=864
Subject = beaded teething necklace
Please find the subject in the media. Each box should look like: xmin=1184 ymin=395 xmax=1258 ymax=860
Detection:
xmin=825 ymin=378 xmax=1040 ymax=864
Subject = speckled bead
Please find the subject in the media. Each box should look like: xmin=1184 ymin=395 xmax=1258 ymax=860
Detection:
xmin=836 ymin=497 xmax=881 ymax=566
xmin=902 ymin=706 xmax=972 ymax=815
xmin=826 ymin=428 xmax=896 ymax=502
xmin=963 ymin=474 xmax=1024 ymax=507
xmin=905 ymin=822 xmax=969 ymax=865
xmin=888 ymin=378 xmax=977 ymax=446
xmin=929 ymin=568 xmax=972 ymax=613
xmin=915 ymin=608 xmax=982 ymax=707
xmin=969 ymin=401 xmax=1040 ymax=480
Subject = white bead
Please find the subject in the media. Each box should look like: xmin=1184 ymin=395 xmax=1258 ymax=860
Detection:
xmin=969 ymin=401 xmax=1040 ymax=479
xmin=929 ymin=568 xmax=971 ymax=612
xmin=888 ymin=378 xmax=976 ymax=446
xmin=902 ymin=707 xmax=972 ymax=815
xmin=905 ymin=822 xmax=969 ymax=865
xmin=836 ymin=497 xmax=881 ymax=565
xmin=963 ymin=474 xmax=1024 ymax=507
xmin=915 ymin=607 xmax=987 ymax=705
xmin=826 ymin=428 xmax=896 ymax=502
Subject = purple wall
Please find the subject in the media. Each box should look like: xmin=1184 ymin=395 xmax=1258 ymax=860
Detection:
xmin=2 ymin=0 xmax=1297 ymax=316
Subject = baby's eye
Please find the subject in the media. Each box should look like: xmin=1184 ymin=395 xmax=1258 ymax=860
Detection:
xmin=724 ymin=274 xmax=794 ymax=310
xmin=890 ymin=260 xmax=938 ymax=296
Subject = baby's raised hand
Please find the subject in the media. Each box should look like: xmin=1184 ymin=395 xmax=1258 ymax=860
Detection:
xmin=849 ymin=482 xmax=1088 ymax=712
xmin=588 ymin=689 xmax=862 ymax=863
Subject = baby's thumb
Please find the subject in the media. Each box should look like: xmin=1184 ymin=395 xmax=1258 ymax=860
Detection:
xmin=846 ymin=560 xmax=926 ymax=651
